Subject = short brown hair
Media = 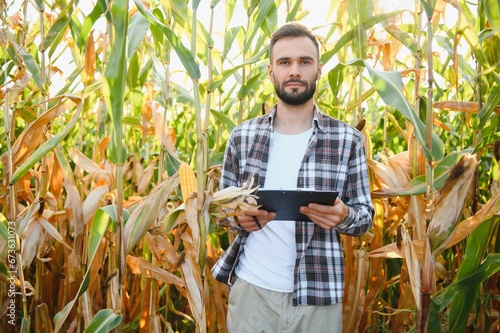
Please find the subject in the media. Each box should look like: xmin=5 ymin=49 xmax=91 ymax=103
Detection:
xmin=269 ymin=22 xmax=320 ymax=62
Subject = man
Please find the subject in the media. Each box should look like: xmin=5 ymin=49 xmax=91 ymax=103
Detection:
xmin=212 ymin=22 xmax=374 ymax=332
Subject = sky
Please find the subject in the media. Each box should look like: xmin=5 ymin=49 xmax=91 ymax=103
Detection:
xmin=5 ymin=0 xmax=459 ymax=92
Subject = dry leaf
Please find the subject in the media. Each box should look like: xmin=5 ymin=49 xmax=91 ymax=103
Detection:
xmin=127 ymin=255 xmax=184 ymax=286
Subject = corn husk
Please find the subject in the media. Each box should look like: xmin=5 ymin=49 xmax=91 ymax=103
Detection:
xmin=427 ymin=154 xmax=477 ymax=258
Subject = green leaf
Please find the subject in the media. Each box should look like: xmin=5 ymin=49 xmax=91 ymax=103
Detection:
xmin=134 ymin=0 xmax=200 ymax=80
xmin=104 ymin=0 xmax=129 ymax=165
xmin=237 ymin=71 xmax=267 ymax=99
xmin=260 ymin=1 xmax=278 ymax=37
xmin=192 ymin=0 xmax=201 ymax=10
xmin=127 ymin=12 xmax=151 ymax=58
xmin=420 ymin=0 xmax=436 ymax=20
xmin=101 ymin=205 xmax=130 ymax=225
xmin=21 ymin=317 xmax=31 ymax=333
xmin=170 ymin=0 xmax=214 ymax=48
xmin=210 ymin=109 xmax=236 ymax=132
xmin=328 ymin=59 xmax=444 ymax=161
xmin=84 ymin=309 xmax=123 ymax=333
xmin=54 ymin=208 xmax=112 ymax=330
xmin=18 ymin=47 xmax=43 ymax=92
xmin=209 ymin=152 xmax=225 ymax=167
xmin=434 ymin=253 xmax=500 ymax=310
xmin=474 ymin=132 xmax=500 ymax=155
xmin=348 ymin=0 xmax=371 ymax=58
xmin=321 ymin=10 xmax=406 ymax=65
xmin=223 ymin=27 xmax=244 ymax=61
xmin=10 ymin=96 xmax=83 ymax=184
xmin=32 ymin=0 xmax=44 ymax=11
xmin=80 ymin=0 xmax=107 ymax=48
xmin=211 ymin=0 xmax=222 ymax=7
xmin=484 ymin=0 xmax=500 ymax=29
xmin=473 ymin=85 xmax=500 ymax=130
xmin=427 ymin=299 xmax=442 ymax=333
xmin=0 ymin=215 xmax=8 ymax=242
xmin=243 ymin=0 xmax=275 ymax=53
xmin=286 ymin=0 xmax=302 ymax=22
xmin=208 ymin=64 xmax=246 ymax=92
xmin=127 ymin=53 xmax=143 ymax=117
xmin=449 ymin=220 xmax=492 ymax=332
xmin=41 ymin=12 xmax=71 ymax=53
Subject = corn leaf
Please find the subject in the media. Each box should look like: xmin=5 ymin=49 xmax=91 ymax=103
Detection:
xmin=348 ymin=0 xmax=370 ymax=59
xmin=434 ymin=253 xmax=500 ymax=310
xmin=243 ymin=0 xmax=275 ymax=54
xmin=127 ymin=255 xmax=184 ymax=285
xmin=123 ymin=175 xmax=179 ymax=253
xmin=447 ymin=193 xmax=500 ymax=247
xmin=328 ymin=59 xmax=445 ymax=161
xmin=170 ymin=0 xmax=214 ymax=47
xmin=210 ymin=109 xmax=236 ymax=132
xmin=321 ymin=10 xmax=406 ymax=64
xmin=420 ymin=0 xmax=436 ymax=19
xmin=371 ymin=151 xmax=462 ymax=198
xmin=10 ymin=96 xmax=82 ymax=184
xmin=133 ymin=0 xmax=200 ymax=80
xmin=127 ymin=12 xmax=150 ymax=59
xmin=484 ymin=0 xmax=500 ymax=29
xmin=84 ymin=309 xmax=123 ymax=333
xmin=31 ymin=0 xmax=44 ymax=11
xmin=223 ymin=27 xmax=244 ymax=61
xmin=41 ymin=11 xmax=71 ymax=58
xmin=473 ymin=85 xmax=500 ymax=130
xmin=448 ymin=220 xmax=493 ymax=332
xmin=237 ymin=71 xmax=267 ymax=99
xmin=103 ymin=0 xmax=128 ymax=165
xmin=54 ymin=208 xmax=112 ymax=331
xmin=80 ymin=0 xmax=107 ymax=48
xmin=16 ymin=45 xmax=43 ymax=92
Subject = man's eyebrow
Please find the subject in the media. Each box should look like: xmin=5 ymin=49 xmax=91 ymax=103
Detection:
xmin=275 ymin=55 xmax=315 ymax=62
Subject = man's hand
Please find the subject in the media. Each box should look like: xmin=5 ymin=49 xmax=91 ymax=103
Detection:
xmin=238 ymin=197 xmax=276 ymax=232
xmin=300 ymin=197 xmax=348 ymax=230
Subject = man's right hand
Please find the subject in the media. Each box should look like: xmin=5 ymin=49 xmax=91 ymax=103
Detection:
xmin=238 ymin=197 xmax=276 ymax=231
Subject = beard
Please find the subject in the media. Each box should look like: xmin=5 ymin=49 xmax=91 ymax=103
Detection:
xmin=274 ymin=77 xmax=316 ymax=106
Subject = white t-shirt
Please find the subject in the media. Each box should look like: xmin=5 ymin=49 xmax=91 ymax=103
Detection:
xmin=235 ymin=128 xmax=313 ymax=291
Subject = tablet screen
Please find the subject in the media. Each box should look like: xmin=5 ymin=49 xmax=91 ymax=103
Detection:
xmin=255 ymin=190 xmax=338 ymax=222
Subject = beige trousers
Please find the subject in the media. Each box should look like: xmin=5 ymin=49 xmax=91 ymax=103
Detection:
xmin=227 ymin=278 xmax=342 ymax=333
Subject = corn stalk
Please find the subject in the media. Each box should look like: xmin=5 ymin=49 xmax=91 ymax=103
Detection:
xmin=102 ymin=0 xmax=129 ymax=331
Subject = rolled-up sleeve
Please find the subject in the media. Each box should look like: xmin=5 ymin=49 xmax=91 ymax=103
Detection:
xmin=335 ymin=135 xmax=373 ymax=235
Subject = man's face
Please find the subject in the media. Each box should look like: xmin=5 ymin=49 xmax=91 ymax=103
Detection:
xmin=268 ymin=36 xmax=322 ymax=106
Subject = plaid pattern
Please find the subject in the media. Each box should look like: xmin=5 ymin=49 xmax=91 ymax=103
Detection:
xmin=211 ymin=105 xmax=374 ymax=305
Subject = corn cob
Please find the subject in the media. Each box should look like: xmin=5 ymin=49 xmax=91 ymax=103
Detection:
xmin=179 ymin=162 xmax=197 ymax=200
xmin=427 ymin=154 xmax=477 ymax=257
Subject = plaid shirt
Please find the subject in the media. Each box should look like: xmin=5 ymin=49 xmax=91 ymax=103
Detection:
xmin=211 ymin=105 xmax=374 ymax=306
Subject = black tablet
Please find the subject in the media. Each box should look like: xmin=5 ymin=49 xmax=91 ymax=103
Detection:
xmin=255 ymin=190 xmax=338 ymax=222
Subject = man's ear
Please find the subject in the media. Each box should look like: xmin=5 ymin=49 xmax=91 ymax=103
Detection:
xmin=268 ymin=63 xmax=274 ymax=82
xmin=316 ymin=63 xmax=323 ymax=80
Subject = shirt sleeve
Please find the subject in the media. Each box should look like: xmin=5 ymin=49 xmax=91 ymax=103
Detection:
xmin=220 ymin=132 xmax=241 ymax=190
xmin=334 ymin=134 xmax=374 ymax=236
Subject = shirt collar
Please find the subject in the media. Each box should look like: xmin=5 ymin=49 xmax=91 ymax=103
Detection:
xmin=266 ymin=104 xmax=324 ymax=133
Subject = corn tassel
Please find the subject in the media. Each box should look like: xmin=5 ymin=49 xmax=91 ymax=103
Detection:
xmin=179 ymin=162 xmax=197 ymax=200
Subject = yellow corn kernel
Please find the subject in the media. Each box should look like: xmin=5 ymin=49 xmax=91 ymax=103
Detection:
xmin=179 ymin=162 xmax=197 ymax=200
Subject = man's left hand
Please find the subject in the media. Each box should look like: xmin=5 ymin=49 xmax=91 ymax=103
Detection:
xmin=300 ymin=197 xmax=348 ymax=230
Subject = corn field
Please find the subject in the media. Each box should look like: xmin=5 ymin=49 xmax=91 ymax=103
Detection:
xmin=1 ymin=0 xmax=499 ymax=332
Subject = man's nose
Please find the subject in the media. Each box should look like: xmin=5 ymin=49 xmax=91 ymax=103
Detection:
xmin=289 ymin=62 xmax=301 ymax=76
